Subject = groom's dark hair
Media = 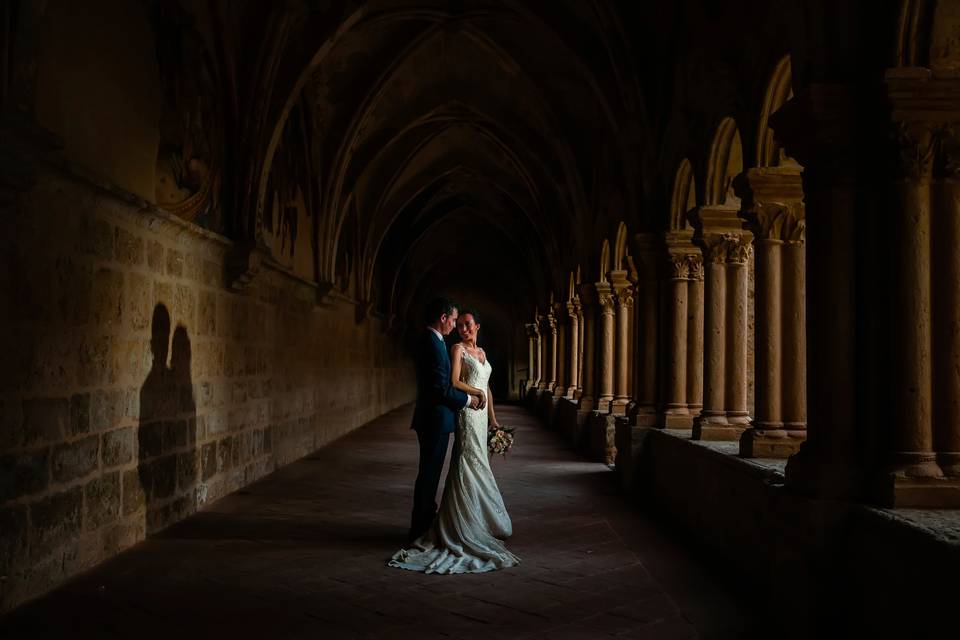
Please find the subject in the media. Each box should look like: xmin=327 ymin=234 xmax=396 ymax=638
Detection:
xmin=424 ymin=297 xmax=457 ymax=325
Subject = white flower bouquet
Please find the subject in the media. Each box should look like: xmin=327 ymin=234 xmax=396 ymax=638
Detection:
xmin=487 ymin=425 xmax=515 ymax=457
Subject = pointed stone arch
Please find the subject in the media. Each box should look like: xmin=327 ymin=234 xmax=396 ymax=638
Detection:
xmin=757 ymin=55 xmax=796 ymax=168
xmin=600 ymin=239 xmax=611 ymax=282
xmin=705 ymin=117 xmax=743 ymax=207
xmin=670 ymin=159 xmax=696 ymax=231
xmin=613 ymin=222 xmax=630 ymax=271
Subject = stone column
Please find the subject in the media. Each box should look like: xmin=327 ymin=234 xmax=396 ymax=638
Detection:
xmin=538 ymin=313 xmax=550 ymax=391
xmin=686 ymin=255 xmax=705 ymax=416
xmin=578 ymin=283 xmax=597 ymax=412
xmin=934 ymin=127 xmax=960 ymax=478
xmin=691 ymin=205 xmax=752 ymax=441
xmin=660 ymin=234 xmax=695 ymax=428
xmin=547 ymin=311 xmax=558 ymax=392
xmin=725 ymin=238 xmax=753 ymax=427
xmin=554 ymin=306 xmax=567 ymax=398
xmin=769 ymin=85 xmax=861 ymax=499
xmin=878 ymin=68 xmax=960 ymax=506
xmin=610 ymin=270 xmax=634 ymax=415
xmin=595 ymin=281 xmax=615 ymax=413
xmin=567 ymin=298 xmax=581 ymax=399
xmin=632 ymin=236 xmax=660 ymax=426
xmin=525 ymin=322 xmax=538 ymax=392
xmin=737 ymin=167 xmax=807 ymax=457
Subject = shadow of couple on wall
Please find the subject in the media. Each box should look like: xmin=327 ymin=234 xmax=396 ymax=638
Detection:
xmin=138 ymin=303 xmax=198 ymax=535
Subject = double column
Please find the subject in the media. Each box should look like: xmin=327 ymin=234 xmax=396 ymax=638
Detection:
xmin=594 ymin=280 xmax=616 ymax=413
xmin=553 ymin=300 xmax=568 ymax=398
xmin=524 ymin=321 xmax=541 ymax=393
xmin=566 ymin=297 xmax=581 ymax=399
xmin=610 ymin=270 xmax=635 ymax=415
xmin=879 ymin=69 xmax=960 ymax=506
xmin=578 ymin=283 xmax=597 ymax=412
xmin=660 ymin=232 xmax=704 ymax=428
xmin=691 ymin=207 xmax=753 ymax=441
xmin=736 ymin=167 xmax=807 ymax=457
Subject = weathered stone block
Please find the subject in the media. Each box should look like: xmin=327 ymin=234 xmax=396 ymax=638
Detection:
xmin=198 ymin=291 xmax=216 ymax=336
xmin=102 ymin=427 xmax=134 ymax=467
xmin=176 ymin=450 xmax=198 ymax=491
xmin=70 ymin=393 xmax=90 ymax=437
xmin=121 ymin=469 xmax=145 ymax=515
xmin=51 ymin=436 xmax=100 ymax=483
xmin=22 ymin=397 xmax=69 ymax=446
xmin=76 ymin=336 xmax=112 ymax=388
xmin=138 ymin=421 xmax=163 ymax=459
xmin=202 ymin=260 xmax=220 ymax=287
xmin=77 ymin=217 xmax=114 ymax=260
xmin=126 ymin=272 xmax=152 ymax=331
xmin=92 ymin=268 xmax=124 ymax=327
xmin=166 ymin=249 xmax=184 ymax=278
xmin=0 ymin=505 xmax=28 ymax=575
xmin=174 ymin=285 xmax=195 ymax=327
xmin=114 ymin=227 xmax=144 ymax=267
xmin=0 ymin=449 xmax=49 ymax=501
xmin=146 ymin=240 xmax=164 ymax=273
xmin=84 ymin=472 xmax=120 ymax=530
xmin=30 ymin=487 xmax=82 ymax=559
xmin=183 ymin=254 xmax=200 ymax=282
xmin=154 ymin=281 xmax=172 ymax=308
xmin=91 ymin=389 xmax=123 ymax=432
xmin=200 ymin=443 xmax=216 ymax=480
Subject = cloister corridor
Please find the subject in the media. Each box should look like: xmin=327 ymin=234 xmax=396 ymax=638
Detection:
xmin=0 ymin=404 xmax=748 ymax=639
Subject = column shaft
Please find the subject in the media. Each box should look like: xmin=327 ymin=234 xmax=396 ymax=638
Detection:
xmin=725 ymin=257 xmax=751 ymax=423
xmin=568 ymin=307 xmax=580 ymax=398
xmin=892 ymin=176 xmax=937 ymax=476
xmin=696 ymin=258 xmax=726 ymax=428
xmin=597 ymin=287 xmax=615 ymax=412
xmin=782 ymin=240 xmax=807 ymax=432
xmin=664 ymin=263 xmax=689 ymax=418
xmin=686 ymin=266 xmax=704 ymax=414
xmin=934 ymin=178 xmax=960 ymax=476
xmin=754 ymin=239 xmax=783 ymax=429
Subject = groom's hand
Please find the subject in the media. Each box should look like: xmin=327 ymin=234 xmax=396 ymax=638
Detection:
xmin=469 ymin=395 xmax=481 ymax=410
xmin=476 ymin=392 xmax=487 ymax=410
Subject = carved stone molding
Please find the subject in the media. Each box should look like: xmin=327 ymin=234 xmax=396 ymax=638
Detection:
xmin=525 ymin=322 xmax=540 ymax=338
xmin=667 ymin=253 xmax=691 ymax=279
xmin=892 ymin=120 xmax=939 ymax=181
xmin=686 ymin=254 xmax=704 ymax=281
xmin=614 ymin=286 xmax=635 ymax=308
xmin=735 ymin=167 xmax=806 ymax=243
xmin=595 ymin=281 xmax=615 ymax=315
xmin=567 ymin=299 xmax=581 ymax=319
xmin=226 ymin=243 xmax=266 ymax=291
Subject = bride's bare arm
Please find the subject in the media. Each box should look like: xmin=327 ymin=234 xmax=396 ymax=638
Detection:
xmin=487 ymin=385 xmax=499 ymax=428
xmin=450 ymin=344 xmax=485 ymax=398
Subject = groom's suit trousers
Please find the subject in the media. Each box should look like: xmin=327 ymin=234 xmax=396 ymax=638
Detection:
xmin=411 ymin=428 xmax=451 ymax=540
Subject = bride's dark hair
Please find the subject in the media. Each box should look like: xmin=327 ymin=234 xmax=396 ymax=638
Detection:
xmin=459 ymin=309 xmax=481 ymax=325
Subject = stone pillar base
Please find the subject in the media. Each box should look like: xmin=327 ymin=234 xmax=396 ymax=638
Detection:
xmin=614 ymin=419 xmax=647 ymax=493
xmin=739 ymin=427 xmax=806 ymax=458
xmin=692 ymin=414 xmax=744 ymax=441
xmin=596 ymin=397 xmax=613 ymax=414
xmin=633 ymin=408 xmax=658 ymax=428
xmin=874 ymin=475 xmax=960 ymax=508
xmin=661 ymin=410 xmax=694 ymax=429
xmin=611 ymin=399 xmax=629 ymax=416
xmin=588 ymin=412 xmax=618 ymax=465
xmin=553 ymin=386 xmax=567 ymax=398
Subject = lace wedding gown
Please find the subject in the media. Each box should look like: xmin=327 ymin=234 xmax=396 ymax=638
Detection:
xmin=389 ymin=350 xmax=520 ymax=574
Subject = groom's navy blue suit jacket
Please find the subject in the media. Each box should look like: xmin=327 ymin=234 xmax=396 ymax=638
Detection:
xmin=411 ymin=329 xmax=469 ymax=435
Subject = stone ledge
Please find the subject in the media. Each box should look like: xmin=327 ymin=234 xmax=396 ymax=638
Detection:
xmin=632 ymin=427 xmax=960 ymax=637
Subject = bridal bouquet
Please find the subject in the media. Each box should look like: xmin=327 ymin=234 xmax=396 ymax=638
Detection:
xmin=488 ymin=425 xmax=515 ymax=457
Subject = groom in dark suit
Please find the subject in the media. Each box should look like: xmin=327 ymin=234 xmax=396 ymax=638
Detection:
xmin=408 ymin=297 xmax=483 ymax=543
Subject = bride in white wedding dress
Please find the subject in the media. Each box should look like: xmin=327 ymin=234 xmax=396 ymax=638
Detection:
xmin=389 ymin=310 xmax=520 ymax=574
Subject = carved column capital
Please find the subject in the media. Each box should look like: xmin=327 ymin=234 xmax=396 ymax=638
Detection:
xmin=566 ymin=298 xmax=581 ymax=319
xmin=595 ymin=281 xmax=615 ymax=315
xmin=525 ymin=322 xmax=540 ymax=338
xmin=892 ymin=119 xmax=939 ymax=181
xmin=735 ymin=166 xmax=806 ymax=243
xmin=686 ymin=254 xmax=704 ymax=281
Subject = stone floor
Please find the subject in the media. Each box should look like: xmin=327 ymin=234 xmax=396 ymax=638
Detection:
xmin=0 ymin=404 xmax=752 ymax=639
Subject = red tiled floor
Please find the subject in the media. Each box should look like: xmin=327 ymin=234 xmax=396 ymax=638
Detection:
xmin=0 ymin=404 xmax=750 ymax=639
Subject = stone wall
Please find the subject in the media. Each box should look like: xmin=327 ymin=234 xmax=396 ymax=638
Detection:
xmin=0 ymin=167 xmax=415 ymax=613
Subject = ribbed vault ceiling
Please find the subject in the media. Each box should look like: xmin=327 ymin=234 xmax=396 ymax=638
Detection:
xmin=271 ymin=0 xmax=647 ymax=336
